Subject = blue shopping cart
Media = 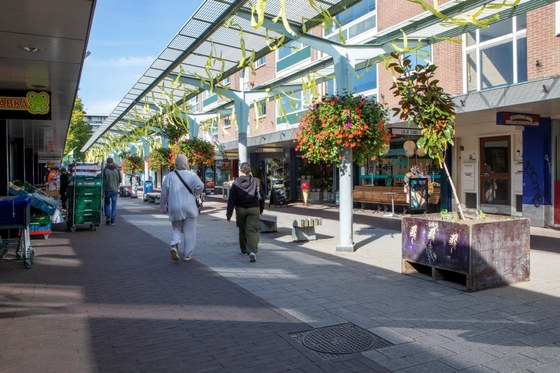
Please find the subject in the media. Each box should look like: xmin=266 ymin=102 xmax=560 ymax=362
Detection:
xmin=0 ymin=195 xmax=34 ymax=269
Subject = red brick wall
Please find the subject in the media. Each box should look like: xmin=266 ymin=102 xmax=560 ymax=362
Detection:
xmin=377 ymin=0 xmax=460 ymax=110
xmin=527 ymin=4 xmax=560 ymax=80
xmin=433 ymin=38 xmax=463 ymax=95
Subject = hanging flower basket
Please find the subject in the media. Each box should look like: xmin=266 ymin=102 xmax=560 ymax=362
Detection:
xmin=176 ymin=138 xmax=215 ymax=167
xmin=295 ymin=94 xmax=390 ymax=165
xmin=121 ymin=154 xmax=144 ymax=174
xmin=148 ymin=148 xmax=174 ymax=171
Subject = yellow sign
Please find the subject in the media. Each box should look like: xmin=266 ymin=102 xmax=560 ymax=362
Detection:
xmin=0 ymin=90 xmax=51 ymax=118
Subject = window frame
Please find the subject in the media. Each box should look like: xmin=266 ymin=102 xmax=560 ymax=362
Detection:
xmin=463 ymin=15 xmax=527 ymax=93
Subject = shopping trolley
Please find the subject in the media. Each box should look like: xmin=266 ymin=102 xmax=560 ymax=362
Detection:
xmin=0 ymin=195 xmax=34 ymax=269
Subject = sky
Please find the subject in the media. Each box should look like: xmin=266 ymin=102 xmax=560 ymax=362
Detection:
xmin=78 ymin=0 xmax=201 ymax=115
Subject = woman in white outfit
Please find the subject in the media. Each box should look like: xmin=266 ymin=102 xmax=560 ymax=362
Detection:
xmin=160 ymin=154 xmax=204 ymax=262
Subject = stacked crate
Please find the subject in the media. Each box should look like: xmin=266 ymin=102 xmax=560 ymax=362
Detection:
xmin=67 ymin=175 xmax=103 ymax=232
xmin=29 ymin=213 xmax=52 ymax=239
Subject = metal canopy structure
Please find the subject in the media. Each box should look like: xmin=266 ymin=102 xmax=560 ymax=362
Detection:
xmin=82 ymin=0 xmax=555 ymax=152
xmin=82 ymin=0 xmax=363 ymax=151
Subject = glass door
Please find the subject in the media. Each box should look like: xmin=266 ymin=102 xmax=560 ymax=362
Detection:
xmin=480 ymin=136 xmax=511 ymax=205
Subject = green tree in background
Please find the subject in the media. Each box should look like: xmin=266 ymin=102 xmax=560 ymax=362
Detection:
xmin=65 ymin=98 xmax=92 ymax=162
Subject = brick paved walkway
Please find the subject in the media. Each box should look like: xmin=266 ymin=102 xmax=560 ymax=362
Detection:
xmin=0 ymin=198 xmax=387 ymax=373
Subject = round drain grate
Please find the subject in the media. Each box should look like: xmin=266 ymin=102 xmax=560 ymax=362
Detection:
xmin=301 ymin=324 xmax=377 ymax=354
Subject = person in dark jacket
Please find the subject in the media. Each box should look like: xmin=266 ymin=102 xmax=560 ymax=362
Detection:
xmin=226 ymin=162 xmax=265 ymax=263
xmin=59 ymin=167 xmax=69 ymax=209
xmin=103 ymin=157 xmax=122 ymax=225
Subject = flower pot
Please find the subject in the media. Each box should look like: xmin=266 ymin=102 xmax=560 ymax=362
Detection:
xmin=401 ymin=214 xmax=530 ymax=291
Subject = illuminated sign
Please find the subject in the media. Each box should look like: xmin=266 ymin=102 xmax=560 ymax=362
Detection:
xmin=0 ymin=90 xmax=51 ymax=120
xmin=496 ymin=112 xmax=540 ymax=126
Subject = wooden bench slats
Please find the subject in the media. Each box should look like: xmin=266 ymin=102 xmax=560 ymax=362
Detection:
xmin=353 ymin=185 xmax=441 ymax=209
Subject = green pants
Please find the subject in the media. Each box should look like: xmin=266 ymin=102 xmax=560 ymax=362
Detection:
xmin=235 ymin=206 xmax=260 ymax=254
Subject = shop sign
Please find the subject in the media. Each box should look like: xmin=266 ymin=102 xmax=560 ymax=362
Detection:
xmin=391 ymin=127 xmax=421 ymax=136
xmin=0 ymin=90 xmax=51 ymax=120
xmin=496 ymin=112 xmax=539 ymax=127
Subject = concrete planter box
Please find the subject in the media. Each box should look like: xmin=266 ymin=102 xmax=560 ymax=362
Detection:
xmin=402 ymin=214 xmax=530 ymax=291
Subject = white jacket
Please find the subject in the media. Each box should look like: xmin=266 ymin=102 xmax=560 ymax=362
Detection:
xmin=160 ymin=170 xmax=204 ymax=221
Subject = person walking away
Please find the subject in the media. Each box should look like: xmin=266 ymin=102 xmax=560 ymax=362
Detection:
xmin=103 ymin=157 xmax=122 ymax=225
xmin=160 ymin=154 xmax=204 ymax=263
xmin=59 ymin=167 xmax=69 ymax=209
xmin=226 ymin=162 xmax=265 ymax=263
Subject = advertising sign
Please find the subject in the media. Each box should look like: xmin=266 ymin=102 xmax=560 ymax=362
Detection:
xmin=0 ymin=90 xmax=51 ymax=120
xmin=496 ymin=112 xmax=539 ymax=127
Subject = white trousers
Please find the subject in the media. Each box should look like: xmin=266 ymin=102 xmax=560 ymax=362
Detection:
xmin=170 ymin=217 xmax=197 ymax=259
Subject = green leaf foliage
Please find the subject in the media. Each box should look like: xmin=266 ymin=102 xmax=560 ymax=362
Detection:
xmin=65 ymin=97 xmax=92 ymax=161
xmin=386 ymin=53 xmax=455 ymax=167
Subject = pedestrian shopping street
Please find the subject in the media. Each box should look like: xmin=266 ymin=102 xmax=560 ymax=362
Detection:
xmin=1 ymin=195 xmax=560 ymax=372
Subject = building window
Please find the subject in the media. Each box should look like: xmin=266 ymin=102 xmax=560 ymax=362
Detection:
xmin=255 ymin=56 xmax=266 ymax=68
xmin=221 ymin=76 xmax=231 ymax=85
xmin=223 ymin=116 xmax=231 ymax=128
xmin=326 ymin=65 xmax=378 ymax=96
xmin=325 ymin=0 xmax=376 ymax=42
xmin=276 ymin=89 xmax=310 ymax=127
xmin=278 ymin=40 xmax=302 ymax=60
xmin=188 ymin=96 xmax=199 ymax=113
xmin=464 ymin=15 xmax=527 ymax=93
xmin=276 ymin=41 xmax=311 ymax=72
xmin=403 ymin=45 xmax=432 ymax=71
xmin=257 ymin=100 xmax=267 ymax=118
xmin=556 ymin=2 xmax=560 ymax=36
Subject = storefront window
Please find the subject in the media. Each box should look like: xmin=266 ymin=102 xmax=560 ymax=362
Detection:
xmin=215 ymin=160 xmax=232 ymax=187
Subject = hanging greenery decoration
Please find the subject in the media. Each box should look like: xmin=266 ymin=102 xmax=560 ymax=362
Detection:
xmin=148 ymin=148 xmax=174 ymax=171
xmin=121 ymin=154 xmax=144 ymax=174
xmin=294 ymin=93 xmax=390 ymax=166
xmin=175 ymin=138 xmax=215 ymax=167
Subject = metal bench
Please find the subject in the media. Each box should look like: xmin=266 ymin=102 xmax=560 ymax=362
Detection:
xmin=143 ymin=192 xmax=160 ymax=204
xmin=292 ymin=217 xmax=322 ymax=242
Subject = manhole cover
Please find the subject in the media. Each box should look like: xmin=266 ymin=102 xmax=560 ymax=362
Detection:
xmin=299 ymin=323 xmax=391 ymax=354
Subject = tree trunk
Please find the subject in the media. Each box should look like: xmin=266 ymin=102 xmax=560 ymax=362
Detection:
xmin=443 ymin=161 xmax=465 ymax=220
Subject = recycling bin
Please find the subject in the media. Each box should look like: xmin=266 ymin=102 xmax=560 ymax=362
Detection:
xmin=143 ymin=180 xmax=153 ymax=194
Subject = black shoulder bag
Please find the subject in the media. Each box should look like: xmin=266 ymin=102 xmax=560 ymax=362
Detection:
xmin=174 ymin=170 xmax=203 ymax=211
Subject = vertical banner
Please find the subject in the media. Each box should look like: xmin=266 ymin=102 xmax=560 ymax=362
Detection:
xmin=523 ymin=118 xmax=552 ymax=207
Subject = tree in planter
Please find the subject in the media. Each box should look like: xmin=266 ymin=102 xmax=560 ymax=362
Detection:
xmin=386 ymin=53 xmax=464 ymax=219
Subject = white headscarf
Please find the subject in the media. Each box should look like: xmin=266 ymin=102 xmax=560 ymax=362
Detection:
xmin=175 ymin=154 xmax=189 ymax=170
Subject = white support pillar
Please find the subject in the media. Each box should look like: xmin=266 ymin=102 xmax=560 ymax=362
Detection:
xmin=333 ymin=55 xmax=355 ymax=252
xmin=237 ymin=69 xmax=249 ymax=164
xmin=142 ymin=138 xmax=150 ymax=182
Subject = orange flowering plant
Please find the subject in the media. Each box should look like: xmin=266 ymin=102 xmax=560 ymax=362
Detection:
xmin=148 ymin=147 xmax=174 ymax=171
xmin=121 ymin=154 xmax=144 ymax=174
xmin=176 ymin=138 xmax=215 ymax=167
xmin=295 ymin=94 xmax=390 ymax=165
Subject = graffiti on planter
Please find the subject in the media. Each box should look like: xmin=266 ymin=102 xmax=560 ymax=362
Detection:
xmin=448 ymin=233 xmax=459 ymax=258
xmin=402 ymin=219 xmax=470 ymax=273
xmin=425 ymin=222 xmax=438 ymax=263
xmin=524 ymin=160 xmax=543 ymax=208
xmin=408 ymin=224 xmax=417 ymax=244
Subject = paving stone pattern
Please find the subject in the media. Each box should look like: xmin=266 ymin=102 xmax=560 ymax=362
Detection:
xmin=2 ymin=195 xmax=560 ymax=372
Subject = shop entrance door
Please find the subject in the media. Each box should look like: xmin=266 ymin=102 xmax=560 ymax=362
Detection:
xmin=480 ymin=136 xmax=511 ymax=208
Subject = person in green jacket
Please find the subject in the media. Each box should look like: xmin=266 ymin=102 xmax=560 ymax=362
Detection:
xmin=103 ymin=157 xmax=122 ymax=225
